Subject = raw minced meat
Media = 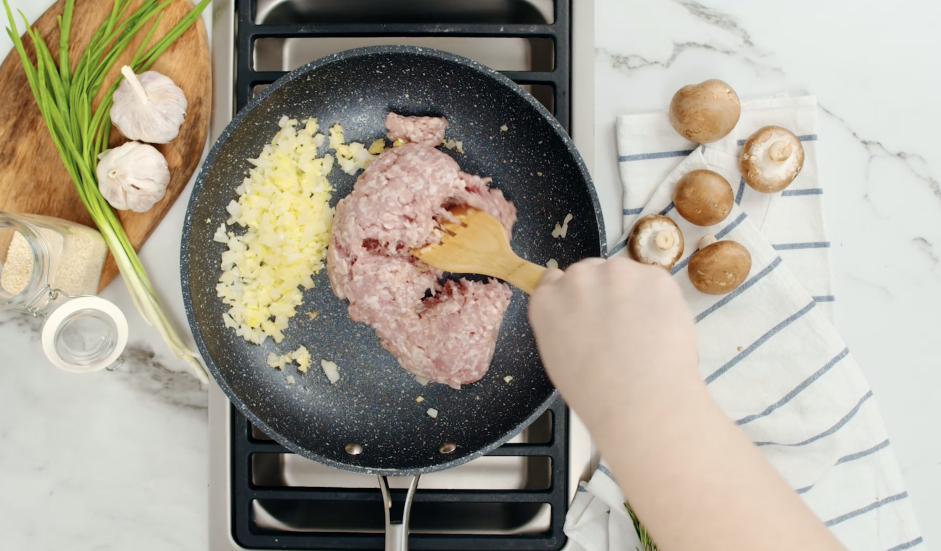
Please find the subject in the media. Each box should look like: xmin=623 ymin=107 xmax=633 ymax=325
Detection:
xmin=385 ymin=112 xmax=448 ymax=148
xmin=327 ymin=116 xmax=516 ymax=387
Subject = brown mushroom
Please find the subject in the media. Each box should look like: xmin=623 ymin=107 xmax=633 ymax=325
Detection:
xmin=673 ymin=170 xmax=734 ymax=226
xmin=628 ymin=214 xmax=684 ymax=270
xmin=688 ymin=237 xmax=751 ymax=294
xmin=740 ymin=126 xmax=805 ymax=193
xmin=669 ymin=80 xmax=741 ymax=144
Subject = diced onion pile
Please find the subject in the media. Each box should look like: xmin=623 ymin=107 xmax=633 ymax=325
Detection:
xmin=216 ymin=116 xmax=334 ymax=344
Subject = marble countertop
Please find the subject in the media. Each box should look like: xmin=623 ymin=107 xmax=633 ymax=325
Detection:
xmin=1 ymin=0 xmax=938 ymax=549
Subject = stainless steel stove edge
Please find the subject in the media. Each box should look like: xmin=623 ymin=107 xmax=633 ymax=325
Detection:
xmin=210 ymin=381 xmax=239 ymax=551
xmin=207 ymin=0 xmax=597 ymax=547
xmin=208 ymin=0 xmax=237 ymax=548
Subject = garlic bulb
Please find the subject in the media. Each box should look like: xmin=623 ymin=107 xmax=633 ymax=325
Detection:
xmin=97 ymin=142 xmax=171 ymax=213
xmin=111 ymin=66 xmax=187 ymax=144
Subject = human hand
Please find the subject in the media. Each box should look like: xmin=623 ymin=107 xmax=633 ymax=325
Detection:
xmin=528 ymin=257 xmax=699 ymax=432
xmin=530 ymin=258 xmax=847 ymax=551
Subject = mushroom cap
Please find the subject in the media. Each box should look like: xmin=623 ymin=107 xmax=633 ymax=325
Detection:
xmin=739 ymin=126 xmax=805 ymax=193
xmin=673 ymin=170 xmax=734 ymax=226
xmin=668 ymin=79 xmax=741 ymax=144
xmin=628 ymin=214 xmax=684 ymax=270
xmin=688 ymin=240 xmax=751 ymax=295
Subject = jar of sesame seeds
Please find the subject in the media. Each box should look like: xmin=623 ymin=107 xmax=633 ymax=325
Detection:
xmin=0 ymin=212 xmax=127 ymax=373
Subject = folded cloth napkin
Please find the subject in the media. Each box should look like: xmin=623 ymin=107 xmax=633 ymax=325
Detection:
xmin=563 ymin=97 xmax=925 ymax=551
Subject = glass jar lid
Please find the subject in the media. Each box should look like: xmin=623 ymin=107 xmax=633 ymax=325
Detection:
xmin=40 ymin=296 xmax=128 ymax=373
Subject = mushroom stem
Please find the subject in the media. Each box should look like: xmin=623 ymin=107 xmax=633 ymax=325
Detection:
xmin=120 ymin=65 xmax=150 ymax=105
xmin=655 ymin=230 xmax=676 ymax=250
xmin=698 ymin=234 xmax=718 ymax=250
xmin=768 ymin=140 xmax=792 ymax=162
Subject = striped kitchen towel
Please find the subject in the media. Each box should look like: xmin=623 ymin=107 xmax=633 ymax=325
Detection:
xmin=563 ymin=99 xmax=924 ymax=551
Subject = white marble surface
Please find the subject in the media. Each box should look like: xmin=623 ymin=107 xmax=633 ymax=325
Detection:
xmin=593 ymin=1 xmax=941 ymax=547
xmin=1 ymin=0 xmax=938 ymax=549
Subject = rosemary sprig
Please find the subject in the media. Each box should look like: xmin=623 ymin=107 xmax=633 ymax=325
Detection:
xmin=626 ymin=502 xmax=659 ymax=551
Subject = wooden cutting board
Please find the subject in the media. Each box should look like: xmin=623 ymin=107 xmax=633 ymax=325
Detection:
xmin=0 ymin=0 xmax=210 ymax=291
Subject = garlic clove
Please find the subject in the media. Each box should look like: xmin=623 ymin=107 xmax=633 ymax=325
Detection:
xmin=110 ymin=66 xmax=187 ymax=144
xmin=96 ymin=142 xmax=171 ymax=213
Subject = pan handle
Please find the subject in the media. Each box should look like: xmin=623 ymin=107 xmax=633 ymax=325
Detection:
xmin=378 ymin=474 xmax=420 ymax=551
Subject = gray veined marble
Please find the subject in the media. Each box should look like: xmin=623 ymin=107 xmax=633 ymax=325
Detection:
xmin=1 ymin=0 xmax=939 ymax=549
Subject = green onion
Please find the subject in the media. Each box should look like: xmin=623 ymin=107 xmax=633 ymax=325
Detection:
xmin=4 ymin=0 xmax=211 ymax=383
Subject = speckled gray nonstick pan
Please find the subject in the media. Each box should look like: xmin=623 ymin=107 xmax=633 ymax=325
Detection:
xmin=181 ymin=46 xmax=605 ymax=476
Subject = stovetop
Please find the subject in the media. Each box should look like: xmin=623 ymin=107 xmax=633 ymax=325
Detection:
xmin=209 ymin=1 xmax=596 ymax=549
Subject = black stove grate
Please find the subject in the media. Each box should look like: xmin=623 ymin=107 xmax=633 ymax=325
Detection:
xmin=234 ymin=0 xmax=570 ymax=128
xmin=232 ymin=398 xmax=568 ymax=550
xmin=230 ymin=1 xmax=574 ymax=548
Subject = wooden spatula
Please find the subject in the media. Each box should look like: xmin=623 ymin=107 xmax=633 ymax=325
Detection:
xmin=412 ymin=207 xmax=546 ymax=294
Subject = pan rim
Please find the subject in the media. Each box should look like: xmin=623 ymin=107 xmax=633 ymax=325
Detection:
xmin=181 ymin=45 xmax=606 ymax=476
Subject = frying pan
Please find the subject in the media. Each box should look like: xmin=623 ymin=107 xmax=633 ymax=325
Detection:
xmin=181 ymin=46 xmax=604 ymax=549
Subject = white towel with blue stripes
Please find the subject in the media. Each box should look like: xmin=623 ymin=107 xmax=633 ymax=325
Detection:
xmin=563 ymin=96 xmax=925 ymax=551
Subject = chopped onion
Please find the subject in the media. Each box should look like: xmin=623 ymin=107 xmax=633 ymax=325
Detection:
xmin=321 ymin=359 xmax=340 ymax=384
xmin=266 ymin=352 xmax=289 ymax=370
xmin=330 ymin=124 xmax=379 ymax=175
xmin=292 ymin=346 xmax=311 ymax=373
xmin=266 ymin=346 xmax=310 ymax=372
xmin=504 ymin=376 xmax=514 ymax=383
xmin=415 ymin=376 xmax=430 ymax=386
xmin=416 ymin=396 xmax=424 ymax=403
xmin=216 ymin=116 xmax=334 ymax=345
xmin=442 ymin=138 xmax=466 ymax=154
xmin=551 ymin=213 xmax=573 ymax=239
xmin=212 ymin=223 xmax=228 ymax=243
xmin=368 ymin=139 xmax=386 ymax=155
xmin=426 ymin=408 xmax=438 ymax=419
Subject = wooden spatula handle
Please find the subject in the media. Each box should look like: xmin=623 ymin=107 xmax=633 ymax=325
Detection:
xmin=502 ymin=257 xmax=546 ymax=295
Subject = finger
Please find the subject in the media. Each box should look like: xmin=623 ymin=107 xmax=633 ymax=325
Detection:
xmin=574 ymin=257 xmax=606 ymax=268
xmin=538 ymin=267 xmax=564 ymax=287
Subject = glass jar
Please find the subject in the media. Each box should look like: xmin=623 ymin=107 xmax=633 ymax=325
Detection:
xmin=0 ymin=212 xmax=127 ymax=372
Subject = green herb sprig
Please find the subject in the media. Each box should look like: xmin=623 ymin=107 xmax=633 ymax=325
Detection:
xmin=4 ymin=0 xmax=211 ymax=382
xmin=626 ymin=502 xmax=659 ymax=551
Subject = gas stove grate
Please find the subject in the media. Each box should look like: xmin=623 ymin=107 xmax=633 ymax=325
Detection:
xmin=232 ymin=398 xmax=568 ymax=550
xmin=234 ymin=0 xmax=570 ymax=129
xmin=230 ymin=1 xmax=574 ymax=548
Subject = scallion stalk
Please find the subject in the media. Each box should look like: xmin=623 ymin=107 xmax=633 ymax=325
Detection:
xmin=4 ymin=0 xmax=211 ymax=383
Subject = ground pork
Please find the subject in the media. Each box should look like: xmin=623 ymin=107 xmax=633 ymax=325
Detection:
xmin=385 ymin=112 xmax=448 ymax=147
xmin=327 ymin=118 xmax=516 ymax=387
